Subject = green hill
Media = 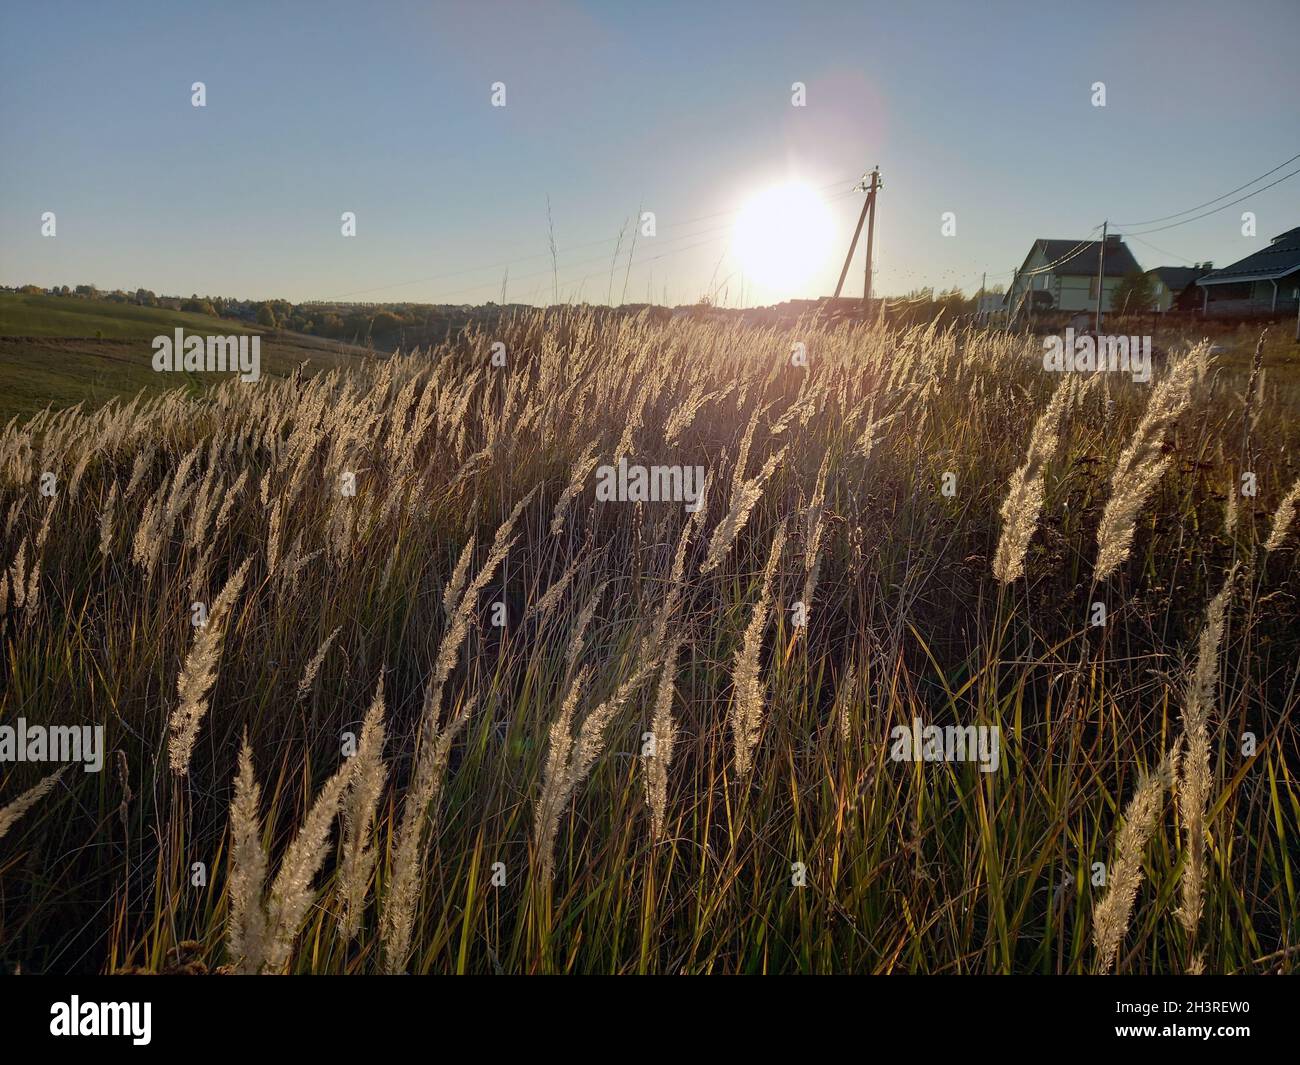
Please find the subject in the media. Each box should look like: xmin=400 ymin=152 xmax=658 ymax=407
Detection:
xmin=0 ymin=292 xmax=258 ymax=340
xmin=0 ymin=293 xmax=377 ymax=420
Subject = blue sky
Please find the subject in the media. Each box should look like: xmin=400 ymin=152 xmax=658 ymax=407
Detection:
xmin=2 ymin=0 xmax=1297 ymax=306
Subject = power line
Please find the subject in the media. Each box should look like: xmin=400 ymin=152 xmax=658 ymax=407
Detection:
xmin=1112 ymin=150 xmax=1300 ymax=227
xmin=1121 ymin=232 xmax=1197 ymax=266
xmin=1123 ymin=165 xmax=1300 ymax=235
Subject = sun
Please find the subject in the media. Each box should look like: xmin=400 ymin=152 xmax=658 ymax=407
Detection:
xmin=733 ymin=182 xmax=835 ymax=293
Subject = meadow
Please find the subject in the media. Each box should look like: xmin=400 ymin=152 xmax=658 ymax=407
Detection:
xmin=0 ymin=309 xmax=1297 ymax=974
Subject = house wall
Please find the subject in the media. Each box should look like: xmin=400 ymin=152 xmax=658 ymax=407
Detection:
xmin=1055 ymin=274 xmax=1124 ymax=312
xmin=1149 ymin=276 xmax=1173 ymax=312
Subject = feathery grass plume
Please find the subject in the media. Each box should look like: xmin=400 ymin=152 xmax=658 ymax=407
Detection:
xmin=123 ymin=445 xmax=154 ymax=499
xmin=701 ymin=445 xmax=787 ymax=576
xmin=0 ymin=767 xmax=65 ymax=841
xmin=227 ymin=738 xmax=355 ymax=974
xmin=1264 ymin=476 xmax=1299 ymax=551
xmin=800 ymin=453 xmax=830 ymax=620
xmin=534 ymin=666 xmax=591 ymax=881
xmin=228 ymin=736 xmax=268 ymax=974
xmin=535 ymin=648 xmax=657 ymax=881
xmin=550 ymin=441 xmax=599 ymax=535
xmin=992 ymin=375 xmax=1069 ymax=583
xmin=730 ymin=523 xmax=787 ymax=778
xmin=296 ymin=625 xmax=342 ymax=701
xmin=643 ymin=640 xmax=681 ymax=840
xmin=338 ymin=677 xmax=388 ymax=940
xmin=6 ymin=539 xmax=28 ymax=611
xmin=265 ymin=498 xmax=284 ymax=577
xmin=835 ymin=665 xmax=858 ymax=742
xmin=98 ymin=480 xmax=119 ymax=558
xmin=1175 ymin=567 xmax=1235 ymax=952
xmin=442 ymin=540 xmax=474 ymax=623
xmin=1093 ymin=351 xmax=1204 ymax=582
xmin=263 ymin=765 xmax=355 ymax=972
xmin=382 ymin=490 xmax=534 ymax=973
xmin=168 ymin=558 xmax=251 ymax=775
xmin=1091 ymin=752 xmax=1174 ymax=974
xmin=565 ymin=579 xmax=608 ymax=671
xmin=526 ymin=549 xmax=589 ymax=621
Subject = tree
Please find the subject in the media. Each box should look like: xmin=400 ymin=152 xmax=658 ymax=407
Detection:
xmin=256 ymin=303 xmax=278 ymax=329
xmin=1111 ymin=270 xmax=1156 ymax=316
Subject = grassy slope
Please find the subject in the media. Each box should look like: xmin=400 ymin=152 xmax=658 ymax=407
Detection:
xmin=0 ymin=294 xmax=377 ymax=419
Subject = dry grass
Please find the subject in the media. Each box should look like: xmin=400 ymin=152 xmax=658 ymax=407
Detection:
xmin=0 ymin=308 xmax=1297 ymax=974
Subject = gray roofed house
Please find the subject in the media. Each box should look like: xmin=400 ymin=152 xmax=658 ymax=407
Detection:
xmin=1196 ymin=227 xmax=1300 ymax=317
xmin=1148 ymin=264 xmax=1213 ymax=313
xmin=1007 ymin=235 xmax=1142 ymax=316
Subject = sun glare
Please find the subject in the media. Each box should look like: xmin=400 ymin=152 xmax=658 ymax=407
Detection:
xmin=733 ymin=182 xmax=834 ymax=294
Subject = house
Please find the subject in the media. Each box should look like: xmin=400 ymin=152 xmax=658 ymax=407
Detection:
xmin=1196 ymin=227 xmax=1300 ymax=318
xmin=1148 ymin=264 xmax=1213 ymax=313
xmin=1007 ymin=235 xmax=1142 ymax=317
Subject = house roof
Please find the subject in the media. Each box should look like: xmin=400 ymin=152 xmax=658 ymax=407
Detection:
xmin=1150 ymin=266 xmax=1205 ymax=292
xmin=1018 ymin=236 xmax=1142 ymax=279
xmin=1198 ymin=227 xmax=1300 ymax=285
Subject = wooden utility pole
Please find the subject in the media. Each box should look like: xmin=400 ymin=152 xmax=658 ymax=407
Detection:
xmin=1095 ymin=220 xmax=1107 ymax=333
xmin=833 ymin=167 xmax=881 ymax=312
xmin=863 ymin=167 xmax=880 ymax=309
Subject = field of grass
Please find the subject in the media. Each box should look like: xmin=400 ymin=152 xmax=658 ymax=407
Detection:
xmin=0 ymin=293 xmax=377 ymax=419
xmin=0 ymin=309 xmax=1297 ymax=975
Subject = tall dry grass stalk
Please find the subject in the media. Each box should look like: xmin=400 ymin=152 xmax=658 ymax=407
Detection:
xmin=1175 ymin=568 xmax=1234 ymax=963
xmin=730 ymin=523 xmax=787 ymax=779
xmin=0 ymin=767 xmax=65 ymax=840
xmin=533 ymin=666 xmax=592 ymax=881
xmin=227 ymin=737 xmax=268 ymax=974
xmin=643 ymin=640 xmax=681 ymax=840
xmin=382 ymin=490 xmax=533 ymax=972
xmin=338 ymin=676 xmax=388 ymax=941
xmin=1091 ymin=752 xmax=1174 ymax=974
xmin=537 ymin=594 xmax=665 ymax=877
xmin=992 ymin=377 xmax=1069 ymax=583
xmin=1094 ymin=351 xmax=1204 ymax=582
xmin=296 ymin=625 xmax=342 ymax=701
xmin=550 ymin=443 xmax=599 ymax=535
xmin=701 ymin=413 xmax=784 ymax=575
xmin=800 ymin=454 xmax=829 ymax=618
xmin=168 ymin=558 xmax=251 ymax=776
